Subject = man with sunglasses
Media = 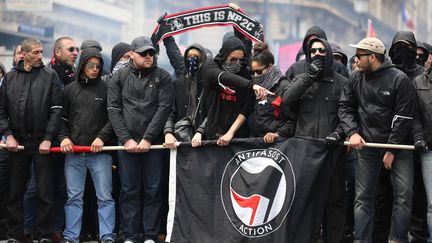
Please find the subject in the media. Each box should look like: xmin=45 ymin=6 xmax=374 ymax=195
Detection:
xmin=107 ymin=36 xmax=174 ymax=243
xmin=339 ymin=37 xmax=416 ymax=243
xmin=48 ymin=37 xmax=78 ymax=88
xmin=282 ymin=37 xmax=347 ymax=243
xmin=58 ymin=47 xmax=115 ymax=243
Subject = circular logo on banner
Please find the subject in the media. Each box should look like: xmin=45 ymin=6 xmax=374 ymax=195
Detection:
xmin=220 ymin=148 xmax=296 ymax=238
xmin=169 ymin=18 xmax=184 ymax=31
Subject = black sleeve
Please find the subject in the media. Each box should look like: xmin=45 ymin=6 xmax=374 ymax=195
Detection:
xmin=142 ymin=69 xmax=175 ymax=143
xmin=234 ymin=27 xmax=252 ymax=61
xmin=281 ymin=73 xmax=314 ymax=110
xmin=196 ymin=117 xmax=207 ymax=135
xmin=163 ymin=100 xmax=177 ymax=135
xmin=97 ymin=121 xmax=114 ymax=143
xmin=44 ymin=72 xmax=63 ymax=141
xmin=163 ymin=36 xmax=186 ymax=78
xmin=0 ymin=75 xmax=12 ymax=137
xmin=387 ymin=76 xmax=416 ymax=144
xmin=412 ymin=80 xmax=424 ymax=142
xmin=338 ymin=74 xmax=360 ymax=137
xmin=107 ymin=71 xmax=132 ymax=143
xmin=58 ymin=86 xmax=71 ymax=142
xmin=203 ymin=60 xmax=252 ymax=90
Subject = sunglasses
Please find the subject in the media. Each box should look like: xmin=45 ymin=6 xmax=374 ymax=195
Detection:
xmin=355 ymin=53 xmax=372 ymax=59
xmin=138 ymin=50 xmax=155 ymax=57
xmin=251 ymin=65 xmax=269 ymax=75
xmin=310 ymin=48 xmax=326 ymax=54
xmin=63 ymin=46 xmax=79 ymax=53
xmin=85 ymin=62 xmax=102 ymax=70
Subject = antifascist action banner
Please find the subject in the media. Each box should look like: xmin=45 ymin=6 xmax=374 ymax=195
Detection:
xmin=151 ymin=5 xmax=264 ymax=45
xmin=166 ymin=137 xmax=333 ymax=243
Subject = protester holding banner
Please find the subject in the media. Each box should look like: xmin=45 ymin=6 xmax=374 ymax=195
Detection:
xmin=201 ymin=36 xmax=269 ymax=146
xmin=249 ymin=42 xmax=295 ymax=143
xmin=58 ymin=47 xmax=115 ymax=243
xmin=0 ymin=37 xmax=62 ymax=243
xmin=339 ymin=37 xmax=416 ymax=243
xmin=282 ymin=37 xmax=347 ymax=242
xmin=107 ymin=36 xmax=174 ymax=243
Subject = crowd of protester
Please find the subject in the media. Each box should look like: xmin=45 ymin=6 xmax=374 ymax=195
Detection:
xmin=1 ymin=4 xmax=432 ymax=243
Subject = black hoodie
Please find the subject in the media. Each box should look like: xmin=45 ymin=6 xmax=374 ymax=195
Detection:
xmin=201 ymin=36 xmax=255 ymax=139
xmin=389 ymin=31 xmax=424 ymax=80
xmin=59 ymin=48 xmax=113 ymax=146
xmin=282 ymin=38 xmax=347 ymax=139
xmin=164 ymin=43 xmax=208 ymax=138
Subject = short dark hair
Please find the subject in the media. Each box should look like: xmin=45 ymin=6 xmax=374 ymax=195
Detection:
xmin=21 ymin=38 xmax=42 ymax=52
xmin=53 ymin=36 xmax=73 ymax=53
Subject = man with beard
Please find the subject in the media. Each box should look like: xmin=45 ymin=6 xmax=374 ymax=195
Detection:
xmin=48 ymin=37 xmax=78 ymax=87
xmin=282 ymin=38 xmax=347 ymax=243
xmin=371 ymin=31 xmax=426 ymax=243
xmin=0 ymin=37 xmax=62 ymax=243
xmin=339 ymin=37 xmax=416 ymax=243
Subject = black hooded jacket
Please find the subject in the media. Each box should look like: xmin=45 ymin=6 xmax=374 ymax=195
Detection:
xmin=413 ymin=69 xmax=432 ymax=145
xmin=389 ymin=31 xmax=424 ymax=80
xmin=201 ymin=37 xmax=255 ymax=139
xmin=107 ymin=54 xmax=174 ymax=144
xmin=164 ymin=43 xmax=208 ymax=138
xmin=282 ymin=38 xmax=347 ymax=139
xmin=339 ymin=58 xmax=416 ymax=144
xmin=0 ymin=61 xmax=62 ymax=143
xmin=58 ymin=48 xmax=113 ymax=146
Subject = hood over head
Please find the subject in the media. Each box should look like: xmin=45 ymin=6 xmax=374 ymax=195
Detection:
xmin=302 ymin=26 xmax=327 ymax=56
xmin=76 ymin=47 xmax=103 ymax=85
xmin=305 ymin=38 xmax=334 ymax=77
xmin=214 ymin=36 xmax=246 ymax=64
xmin=330 ymin=42 xmax=348 ymax=66
xmin=110 ymin=42 xmax=132 ymax=72
xmin=389 ymin=31 xmax=417 ymax=71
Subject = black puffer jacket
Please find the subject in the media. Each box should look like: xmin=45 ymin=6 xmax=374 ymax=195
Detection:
xmin=339 ymin=59 xmax=416 ymax=144
xmin=282 ymin=38 xmax=347 ymax=139
xmin=107 ymin=59 xmax=174 ymax=144
xmin=253 ymin=74 xmax=295 ymax=137
xmin=412 ymin=69 xmax=432 ymax=145
xmin=201 ymin=37 xmax=255 ymax=139
xmin=0 ymin=61 xmax=62 ymax=142
xmin=164 ymin=43 xmax=207 ymax=139
xmin=58 ymin=48 xmax=113 ymax=146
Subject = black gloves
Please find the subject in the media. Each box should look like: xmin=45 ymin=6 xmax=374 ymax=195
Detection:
xmin=325 ymin=132 xmax=341 ymax=145
xmin=414 ymin=139 xmax=429 ymax=153
xmin=307 ymin=58 xmax=324 ymax=79
xmin=157 ymin=12 xmax=167 ymax=24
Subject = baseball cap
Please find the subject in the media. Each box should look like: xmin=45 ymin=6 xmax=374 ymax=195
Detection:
xmin=131 ymin=36 xmax=155 ymax=53
xmin=349 ymin=37 xmax=386 ymax=54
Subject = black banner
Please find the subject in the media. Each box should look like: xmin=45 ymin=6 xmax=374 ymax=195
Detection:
xmin=166 ymin=137 xmax=332 ymax=243
xmin=151 ymin=5 xmax=264 ymax=45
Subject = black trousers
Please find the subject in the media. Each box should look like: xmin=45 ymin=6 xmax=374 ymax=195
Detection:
xmin=0 ymin=149 xmax=9 ymax=239
xmin=7 ymin=142 xmax=53 ymax=240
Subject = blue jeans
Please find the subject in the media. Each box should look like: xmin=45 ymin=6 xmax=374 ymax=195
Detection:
xmin=421 ymin=151 xmax=432 ymax=243
xmin=118 ymin=150 xmax=165 ymax=242
xmin=63 ymin=153 xmax=115 ymax=243
xmin=354 ymin=148 xmax=413 ymax=243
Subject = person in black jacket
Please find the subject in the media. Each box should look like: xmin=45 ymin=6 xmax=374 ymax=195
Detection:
xmin=163 ymin=42 xmax=208 ymax=148
xmin=201 ymin=36 xmax=269 ymax=146
xmin=0 ymin=37 xmax=62 ymax=243
xmin=339 ymin=37 xmax=416 ymax=243
xmin=107 ymin=36 xmax=174 ymax=243
xmin=282 ymin=38 xmax=347 ymax=243
xmin=249 ymin=42 xmax=295 ymax=143
xmin=58 ymin=48 xmax=115 ymax=243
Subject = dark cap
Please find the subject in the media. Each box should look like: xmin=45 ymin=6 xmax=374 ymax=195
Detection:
xmin=131 ymin=36 xmax=155 ymax=53
xmin=81 ymin=40 xmax=102 ymax=52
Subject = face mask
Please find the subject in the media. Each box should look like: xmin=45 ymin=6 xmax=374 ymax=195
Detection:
xmin=311 ymin=55 xmax=326 ymax=65
xmin=186 ymin=56 xmax=200 ymax=77
xmin=223 ymin=61 xmax=242 ymax=74
xmin=391 ymin=46 xmax=416 ymax=70
xmin=112 ymin=60 xmax=129 ymax=74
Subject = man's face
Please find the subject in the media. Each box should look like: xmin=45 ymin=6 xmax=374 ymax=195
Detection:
xmin=23 ymin=44 xmax=44 ymax=68
xmin=355 ymin=49 xmax=373 ymax=72
xmin=83 ymin=57 xmax=101 ymax=79
xmin=310 ymin=41 xmax=326 ymax=58
xmin=55 ymin=39 xmax=78 ymax=66
xmin=132 ymin=49 xmax=155 ymax=69
xmin=13 ymin=45 xmax=24 ymax=64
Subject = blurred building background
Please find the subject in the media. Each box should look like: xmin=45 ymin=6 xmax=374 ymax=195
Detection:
xmin=0 ymin=0 xmax=431 ymax=72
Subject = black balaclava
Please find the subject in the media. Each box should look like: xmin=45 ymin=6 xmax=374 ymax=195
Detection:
xmin=389 ymin=31 xmax=417 ymax=71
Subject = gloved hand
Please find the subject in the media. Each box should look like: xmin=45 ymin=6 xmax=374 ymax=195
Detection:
xmin=325 ymin=132 xmax=341 ymax=145
xmin=307 ymin=58 xmax=324 ymax=79
xmin=414 ymin=139 xmax=429 ymax=153
xmin=157 ymin=12 xmax=168 ymax=24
